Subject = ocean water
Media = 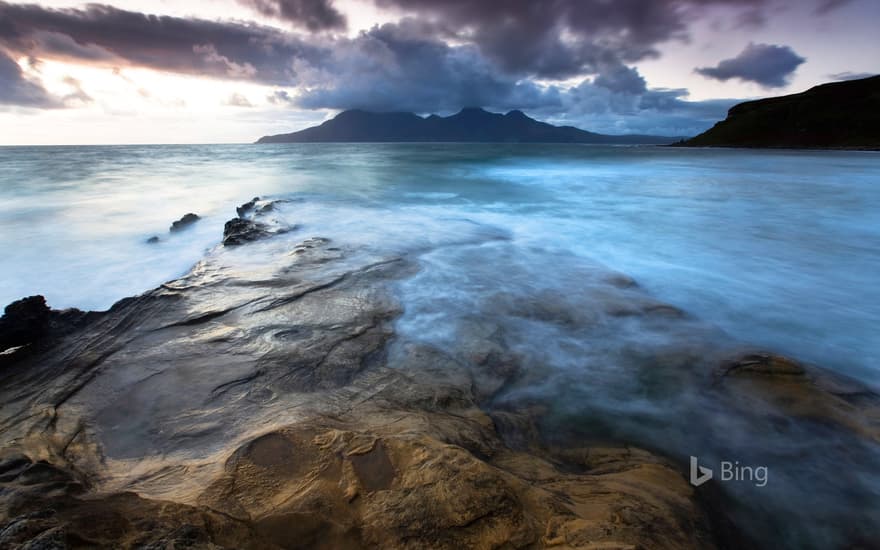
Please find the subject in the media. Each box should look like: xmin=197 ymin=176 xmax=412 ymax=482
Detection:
xmin=2 ymin=144 xmax=878 ymax=386
xmin=1 ymin=143 xmax=879 ymax=547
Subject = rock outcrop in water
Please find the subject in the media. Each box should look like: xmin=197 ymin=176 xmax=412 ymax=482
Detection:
xmin=170 ymin=213 xmax=201 ymax=233
xmin=223 ymin=198 xmax=293 ymax=246
xmin=0 ymin=199 xmax=877 ymax=549
xmin=677 ymin=75 xmax=880 ymax=150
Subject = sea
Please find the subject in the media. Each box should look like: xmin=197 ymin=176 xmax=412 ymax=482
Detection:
xmin=1 ymin=143 xmax=878 ymax=547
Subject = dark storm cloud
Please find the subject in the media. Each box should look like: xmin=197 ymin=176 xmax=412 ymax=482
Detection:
xmin=535 ymin=72 xmax=737 ymax=136
xmin=695 ymin=43 xmax=805 ymax=87
xmin=236 ymin=0 xmax=346 ymax=31
xmin=0 ymin=0 xmax=843 ymax=133
xmin=371 ymin=0 xmax=783 ymax=79
xmin=0 ymin=1 xmax=325 ymax=84
xmin=0 ymin=48 xmax=58 ymax=107
xmin=294 ymin=21 xmax=559 ymax=113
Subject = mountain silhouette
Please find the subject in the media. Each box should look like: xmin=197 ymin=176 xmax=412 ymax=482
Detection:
xmin=256 ymin=108 xmax=680 ymax=144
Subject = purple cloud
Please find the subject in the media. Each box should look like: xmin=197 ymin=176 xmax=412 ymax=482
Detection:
xmin=695 ymin=43 xmax=806 ymax=87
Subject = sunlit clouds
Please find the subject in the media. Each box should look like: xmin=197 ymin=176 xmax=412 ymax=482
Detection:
xmin=0 ymin=0 xmax=877 ymax=144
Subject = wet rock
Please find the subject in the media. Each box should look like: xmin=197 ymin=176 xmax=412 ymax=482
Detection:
xmin=202 ymin=423 xmax=717 ymax=550
xmin=720 ymin=352 xmax=805 ymax=377
xmin=222 ymin=217 xmax=272 ymax=246
xmin=0 ymin=232 xmax=728 ymax=549
xmin=236 ymin=197 xmax=260 ymax=217
xmin=145 ymin=235 xmax=160 ymax=244
xmin=169 ymin=213 xmax=200 ymax=232
xmin=0 ymin=296 xmax=50 ymax=352
xmin=3 ymin=217 xmax=876 ymax=548
xmin=255 ymin=202 xmax=275 ymax=215
xmin=717 ymin=352 xmax=880 ymax=443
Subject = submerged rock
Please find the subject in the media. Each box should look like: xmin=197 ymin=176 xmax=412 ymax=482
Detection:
xmin=169 ymin=212 xmax=200 ymax=232
xmin=717 ymin=351 xmax=880 ymax=443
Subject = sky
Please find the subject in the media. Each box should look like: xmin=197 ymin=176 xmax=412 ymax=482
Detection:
xmin=0 ymin=0 xmax=877 ymax=144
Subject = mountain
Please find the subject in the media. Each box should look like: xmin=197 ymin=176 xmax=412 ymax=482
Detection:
xmin=256 ymin=108 xmax=680 ymax=144
xmin=677 ymin=75 xmax=880 ymax=150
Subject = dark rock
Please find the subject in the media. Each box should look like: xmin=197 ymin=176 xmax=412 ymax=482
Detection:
xmin=222 ymin=217 xmax=271 ymax=246
xmin=0 ymin=296 xmax=50 ymax=352
xmin=169 ymin=213 xmax=200 ymax=232
xmin=677 ymin=75 xmax=880 ymax=150
xmin=236 ymin=197 xmax=260 ymax=218
xmin=145 ymin=236 xmax=160 ymax=244
xmin=255 ymin=202 xmax=275 ymax=215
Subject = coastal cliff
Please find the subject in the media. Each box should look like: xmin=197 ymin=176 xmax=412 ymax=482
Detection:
xmin=678 ymin=75 xmax=880 ymax=149
xmin=0 ymin=199 xmax=878 ymax=549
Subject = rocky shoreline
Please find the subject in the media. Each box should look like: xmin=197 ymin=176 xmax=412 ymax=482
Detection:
xmin=1 ymin=200 xmax=878 ymax=549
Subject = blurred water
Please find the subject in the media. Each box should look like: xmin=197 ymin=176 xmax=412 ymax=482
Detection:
xmin=1 ymin=143 xmax=879 ymax=547
xmin=1 ymin=143 xmax=877 ymax=387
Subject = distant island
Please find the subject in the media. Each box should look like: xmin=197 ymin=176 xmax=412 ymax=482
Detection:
xmin=677 ymin=75 xmax=880 ymax=150
xmin=256 ymin=107 xmax=681 ymax=144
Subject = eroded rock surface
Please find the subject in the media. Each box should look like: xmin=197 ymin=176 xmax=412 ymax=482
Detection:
xmin=0 ymin=207 xmax=877 ymax=549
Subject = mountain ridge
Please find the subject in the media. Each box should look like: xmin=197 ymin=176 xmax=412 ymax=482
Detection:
xmin=256 ymin=107 xmax=681 ymax=144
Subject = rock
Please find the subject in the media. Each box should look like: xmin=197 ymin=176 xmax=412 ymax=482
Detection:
xmin=720 ymin=352 xmax=805 ymax=377
xmin=677 ymin=75 xmax=880 ymax=150
xmin=222 ymin=217 xmax=272 ymax=246
xmin=1 ymin=218 xmax=877 ymax=548
xmin=236 ymin=197 xmax=260 ymax=217
xmin=224 ymin=198 xmax=294 ymax=245
xmin=201 ymin=424 xmax=717 ymax=550
xmin=145 ymin=236 xmax=160 ymax=244
xmin=0 ymin=296 xmax=50 ymax=352
xmin=0 ymin=233 xmax=728 ymax=549
xmin=169 ymin=213 xmax=200 ymax=232
xmin=717 ymin=352 xmax=880 ymax=443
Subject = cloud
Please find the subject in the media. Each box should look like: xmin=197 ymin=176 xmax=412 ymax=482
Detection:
xmin=0 ymin=1 xmax=804 ymax=135
xmin=695 ymin=43 xmax=805 ymax=87
xmin=267 ymin=90 xmax=295 ymax=105
xmin=0 ymin=49 xmax=59 ymax=108
xmin=293 ymin=21 xmax=559 ymax=113
xmin=828 ymin=71 xmax=876 ymax=81
xmin=61 ymin=75 xmax=92 ymax=105
xmin=371 ymin=0 xmax=789 ymax=79
xmin=814 ymin=0 xmax=852 ymax=14
xmin=531 ymin=73 xmax=737 ymax=136
xmin=0 ymin=2 xmax=324 ymax=84
xmin=225 ymin=92 xmax=254 ymax=107
xmin=237 ymin=0 xmax=346 ymax=31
